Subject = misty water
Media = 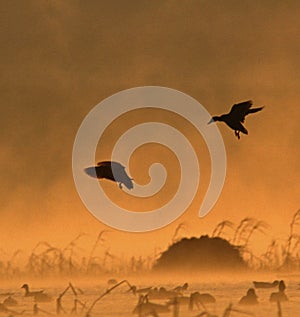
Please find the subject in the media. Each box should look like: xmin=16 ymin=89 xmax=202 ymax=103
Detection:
xmin=1 ymin=277 xmax=300 ymax=317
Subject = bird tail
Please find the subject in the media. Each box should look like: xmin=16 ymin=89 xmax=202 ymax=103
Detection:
xmin=248 ymin=106 xmax=264 ymax=113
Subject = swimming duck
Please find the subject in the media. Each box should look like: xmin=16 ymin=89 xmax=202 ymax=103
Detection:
xmin=132 ymin=295 xmax=170 ymax=315
xmin=270 ymin=280 xmax=288 ymax=302
xmin=189 ymin=291 xmax=216 ymax=310
xmin=239 ymin=288 xmax=258 ymax=305
xmin=3 ymin=296 xmax=18 ymax=306
xmin=147 ymin=287 xmax=181 ymax=300
xmin=128 ymin=285 xmax=153 ymax=295
xmin=208 ymin=100 xmax=263 ymax=139
xmin=253 ymin=280 xmax=279 ymax=289
xmin=173 ymin=283 xmax=188 ymax=293
xmin=21 ymin=284 xmax=52 ymax=302
xmin=192 ymin=291 xmax=216 ymax=304
xmin=21 ymin=284 xmax=43 ymax=297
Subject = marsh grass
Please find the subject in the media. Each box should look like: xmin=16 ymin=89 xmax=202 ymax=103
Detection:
xmin=211 ymin=210 xmax=300 ymax=271
xmin=0 ymin=210 xmax=300 ymax=278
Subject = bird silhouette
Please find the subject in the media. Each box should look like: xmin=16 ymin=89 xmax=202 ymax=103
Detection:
xmin=132 ymin=295 xmax=170 ymax=315
xmin=21 ymin=284 xmax=43 ymax=297
xmin=3 ymin=296 xmax=18 ymax=306
xmin=253 ymin=280 xmax=279 ymax=289
xmin=270 ymin=281 xmax=288 ymax=303
xmin=238 ymin=288 xmax=258 ymax=305
xmin=208 ymin=100 xmax=263 ymax=139
xmin=21 ymin=284 xmax=52 ymax=302
xmin=84 ymin=161 xmax=133 ymax=190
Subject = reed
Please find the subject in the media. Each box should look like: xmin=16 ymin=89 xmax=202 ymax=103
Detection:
xmin=86 ymin=279 xmax=133 ymax=317
xmin=1 ymin=209 xmax=300 ymax=277
xmin=171 ymin=223 xmax=188 ymax=244
xmin=86 ymin=230 xmax=109 ymax=273
xmin=282 ymin=209 xmax=300 ymax=269
xmin=233 ymin=218 xmax=255 ymax=245
xmin=212 ymin=220 xmax=234 ymax=239
xmin=221 ymin=304 xmax=255 ymax=317
xmin=277 ymin=301 xmax=282 ymax=317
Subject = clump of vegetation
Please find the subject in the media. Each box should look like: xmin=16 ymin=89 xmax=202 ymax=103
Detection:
xmin=0 ymin=231 xmax=153 ymax=279
xmin=153 ymin=235 xmax=247 ymax=272
xmin=0 ymin=210 xmax=299 ymax=278
xmin=210 ymin=210 xmax=300 ymax=271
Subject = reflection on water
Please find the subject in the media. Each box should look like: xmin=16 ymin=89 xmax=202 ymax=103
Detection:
xmin=1 ymin=278 xmax=300 ymax=317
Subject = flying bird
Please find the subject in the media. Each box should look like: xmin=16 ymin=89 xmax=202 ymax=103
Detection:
xmin=208 ymin=100 xmax=263 ymax=139
xmin=84 ymin=161 xmax=133 ymax=190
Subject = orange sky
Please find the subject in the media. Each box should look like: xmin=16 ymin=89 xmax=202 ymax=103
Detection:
xmin=0 ymin=1 xmax=299 ymax=261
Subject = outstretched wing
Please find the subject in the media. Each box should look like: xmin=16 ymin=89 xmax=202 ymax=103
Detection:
xmin=110 ymin=162 xmax=133 ymax=190
xmin=229 ymin=100 xmax=253 ymax=122
xmin=84 ymin=165 xmax=114 ymax=181
xmin=85 ymin=161 xmax=133 ymax=189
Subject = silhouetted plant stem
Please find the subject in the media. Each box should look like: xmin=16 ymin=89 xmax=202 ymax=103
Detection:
xmin=86 ymin=279 xmax=133 ymax=316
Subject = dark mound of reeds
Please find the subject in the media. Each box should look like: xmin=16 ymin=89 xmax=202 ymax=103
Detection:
xmin=153 ymin=235 xmax=247 ymax=272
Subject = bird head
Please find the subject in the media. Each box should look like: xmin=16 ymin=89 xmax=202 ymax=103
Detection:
xmin=208 ymin=116 xmax=219 ymax=124
xmin=247 ymin=288 xmax=257 ymax=297
xmin=21 ymin=284 xmax=29 ymax=292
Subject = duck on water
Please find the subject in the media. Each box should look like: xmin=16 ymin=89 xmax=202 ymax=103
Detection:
xmin=21 ymin=284 xmax=52 ymax=302
xmin=253 ymin=280 xmax=279 ymax=289
xmin=132 ymin=295 xmax=170 ymax=315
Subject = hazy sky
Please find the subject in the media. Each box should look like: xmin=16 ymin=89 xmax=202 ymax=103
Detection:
xmin=1 ymin=1 xmax=299 ymax=259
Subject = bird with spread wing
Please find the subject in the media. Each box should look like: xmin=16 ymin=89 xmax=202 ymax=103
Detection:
xmin=208 ymin=100 xmax=264 ymax=139
xmin=84 ymin=161 xmax=133 ymax=190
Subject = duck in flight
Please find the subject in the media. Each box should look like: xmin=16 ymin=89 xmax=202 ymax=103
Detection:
xmin=84 ymin=161 xmax=133 ymax=190
xmin=208 ymin=100 xmax=263 ymax=139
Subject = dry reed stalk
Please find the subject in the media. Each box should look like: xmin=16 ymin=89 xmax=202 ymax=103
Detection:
xmin=286 ymin=210 xmax=300 ymax=258
xmin=87 ymin=230 xmax=109 ymax=273
xmin=86 ymin=279 xmax=133 ymax=316
xmin=233 ymin=218 xmax=255 ymax=245
xmin=244 ymin=220 xmax=269 ymax=247
xmin=212 ymin=220 xmax=234 ymax=239
xmin=171 ymin=223 xmax=188 ymax=243
xmin=172 ymin=297 xmax=179 ymax=317
xmin=277 ymin=300 xmax=282 ymax=317
xmin=222 ymin=304 xmax=255 ymax=317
